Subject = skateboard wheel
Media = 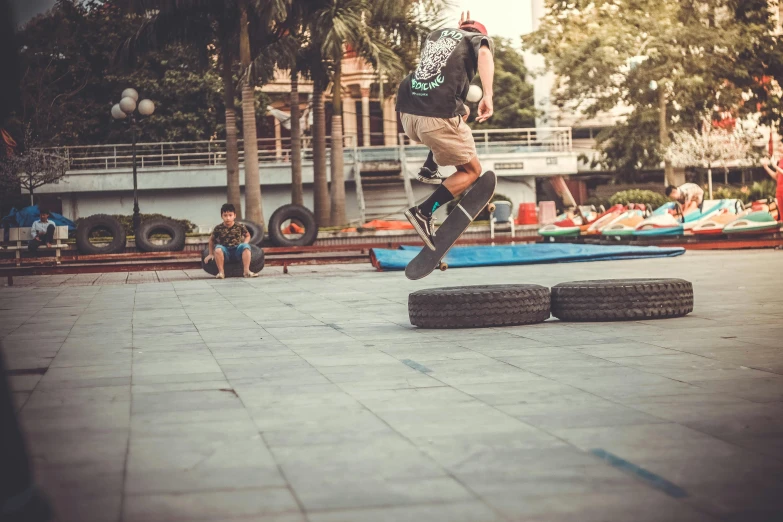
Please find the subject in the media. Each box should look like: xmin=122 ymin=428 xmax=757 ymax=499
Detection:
xmin=487 ymin=203 xmax=496 ymax=213
xmin=439 ymin=262 xmax=448 ymax=271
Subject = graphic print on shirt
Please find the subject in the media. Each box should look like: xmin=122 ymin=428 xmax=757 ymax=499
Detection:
xmin=411 ymin=30 xmax=462 ymax=95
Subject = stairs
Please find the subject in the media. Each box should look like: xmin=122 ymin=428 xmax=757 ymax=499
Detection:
xmin=356 ymin=165 xmax=413 ymax=222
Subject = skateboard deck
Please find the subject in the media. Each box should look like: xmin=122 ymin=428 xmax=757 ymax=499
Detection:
xmin=405 ymin=171 xmax=497 ymax=280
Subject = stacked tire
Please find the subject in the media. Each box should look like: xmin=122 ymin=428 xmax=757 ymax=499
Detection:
xmin=408 ymin=285 xmax=550 ymax=328
xmin=75 ymin=214 xmax=126 ymax=255
xmin=550 ymin=279 xmax=693 ymax=321
xmin=407 ymin=279 xmax=692 ymax=328
xmin=135 ymin=218 xmax=186 ymax=252
xmin=201 ymin=245 xmax=265 ymax=278
xmin=268 ymin=204 xmax=317 ymax=247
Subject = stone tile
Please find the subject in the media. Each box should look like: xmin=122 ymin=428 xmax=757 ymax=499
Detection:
xmin=484 ymin=489 xmax=715 ymax=522
xmin=497 ymin=398 xmax=667 ymax=430
xmin=127 ymin=433 xmax=276 ymax=472
xmin=552 ymin=423 xmax=750 ymax=461
xmin=48 ymin=493 xmax=123 ymax=522
xmin=306 ymin=502 xmax=503 ymax=522
xmin=131 ymin=389 xmax=245 ymax=414
xmin=123 ymin=489 xmax=300 ymax=522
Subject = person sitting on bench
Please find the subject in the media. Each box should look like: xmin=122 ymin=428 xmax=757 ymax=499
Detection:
xmin=28 ymin=208 xmax=55 ymax=252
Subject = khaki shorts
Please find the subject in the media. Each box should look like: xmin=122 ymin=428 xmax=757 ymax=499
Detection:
xmin=400 ymin=113 xmax=477 ymax=167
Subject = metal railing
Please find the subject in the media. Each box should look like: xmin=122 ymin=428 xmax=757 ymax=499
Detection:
xmin=41 ymin=127 xmax=572 ymax=172
xmin=398 ymin=127 xmax=573 ymax=157
xmin=43 ymin=135 xmax=359 ymax=172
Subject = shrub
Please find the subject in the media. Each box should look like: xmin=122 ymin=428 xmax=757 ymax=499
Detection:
xmin=75 ymin=213 xmax=197 ymax=237
xmin=608 ymin=189 xmax=668 ymax=209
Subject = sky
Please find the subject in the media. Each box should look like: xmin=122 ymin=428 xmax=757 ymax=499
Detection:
xmin=443 ymin=0 xmax=534 ymax=44
xmin=11 ymin=0 xmax=535 ymax=41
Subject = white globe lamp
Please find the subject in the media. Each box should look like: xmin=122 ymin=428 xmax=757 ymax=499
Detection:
xmin=122 ymin=88 xmax=139 ymax=101
xmin=111 ymin=103 xmax=127 ymax=120
xmin=119 ymin=96 xmax=137 ymax=114
xmin=138 ymin=99 xmax=155 ymax=116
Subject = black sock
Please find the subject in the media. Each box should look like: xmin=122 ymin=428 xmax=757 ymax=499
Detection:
xmin=422 ymin=150 xmax=437 ymax=172
xmin=418 ymin=184 xmax=454 ymax=216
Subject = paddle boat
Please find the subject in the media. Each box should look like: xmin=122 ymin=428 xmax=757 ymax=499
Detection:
xmin=538 ymin=206 xmax=601 ymax=238
xmin=581 ymin=204 xmax=629 ymax=236
xmin=601 ymin=205 xmax=651 ymax=237
xmin=634 ymin=199 xmax=743 ymax=237
xmin=722 ymin=210 xmax=780 ymax=235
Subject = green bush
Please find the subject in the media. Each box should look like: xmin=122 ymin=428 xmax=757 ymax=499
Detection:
xmin=446 ymin=193 xmax=512 ymax=222
xmin=701 ymin=180 xmax=775 ymax=204
xmin=75 ymin=213 xmax=197 ymax=237
xmin=608 ymin=189 xmax=668 ymax=209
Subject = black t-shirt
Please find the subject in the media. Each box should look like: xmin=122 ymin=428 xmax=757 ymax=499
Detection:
xmin=396 ymin=28 xmax=493 ymax=119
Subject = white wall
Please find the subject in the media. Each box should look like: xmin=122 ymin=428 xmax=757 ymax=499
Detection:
xmin=60 ymin=184 xmax=359 ymax=229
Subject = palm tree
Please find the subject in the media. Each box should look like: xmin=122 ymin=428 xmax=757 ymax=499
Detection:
xmin=289 ymin=69 xmax=303 ymax=206
xmin=118 ymin=1 xmax=245 ymax=216
xmin=238 ymin=0 xmax=264 ymax=223
xmin=118 ymin=0 xmax=290 ymax=223
xmin=308 ymin=0 xmax=442 ymax=225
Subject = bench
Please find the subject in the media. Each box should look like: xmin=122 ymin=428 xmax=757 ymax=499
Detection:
xmin=1 ymin=226 xmax=70 ymax=265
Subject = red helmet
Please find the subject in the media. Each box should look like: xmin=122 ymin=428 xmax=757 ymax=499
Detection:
xmin=460 ymin=19 xmax=487 ymax=36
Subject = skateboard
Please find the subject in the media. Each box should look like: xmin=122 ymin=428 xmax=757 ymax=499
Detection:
xmin=405 ymin=171 xmax=497 ymax=280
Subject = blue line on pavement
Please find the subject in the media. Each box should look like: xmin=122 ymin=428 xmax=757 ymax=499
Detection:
xmin=590 ymin=448 xmax=688 ymax=498
xmin=402 ymin=359 xmax=432 ymax=373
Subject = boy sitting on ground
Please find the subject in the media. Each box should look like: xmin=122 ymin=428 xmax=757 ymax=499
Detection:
xmin=29 ymin=208 xmax=55 ymax=252
xmin=204 ymin=203 xmax=259 ymax=279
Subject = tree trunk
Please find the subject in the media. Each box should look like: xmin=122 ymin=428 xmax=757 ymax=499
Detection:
xmin=239 ymin=0 xmax=264 ymax=224
xmin=312 ymin=83 xmax=330 ymax=226
xmin=330 ymin=54 xmax=346 ymax=226
xmin=659 ymin=87 xmax=674 ymax=186
xmin=221 ymin=43 xmax=242 ymax=218
xmin=290 ymin=72 xmax=303 ymax=206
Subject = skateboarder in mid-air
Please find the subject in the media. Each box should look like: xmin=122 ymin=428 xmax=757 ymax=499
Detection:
xmin=397 ymin=11 xmax=495 ymax=250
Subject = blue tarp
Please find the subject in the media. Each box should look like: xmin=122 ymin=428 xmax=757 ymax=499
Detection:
xmin=2 ymin=205 xmax=76 ymax=233
xmin=371 ymin=243 xmax=686 ymax=271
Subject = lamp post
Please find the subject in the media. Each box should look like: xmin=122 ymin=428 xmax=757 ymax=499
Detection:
xmin=111 ymin=88 xmax=155 ymax=232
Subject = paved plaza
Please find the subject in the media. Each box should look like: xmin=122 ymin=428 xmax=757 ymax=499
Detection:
xmin=2 ymin=250 xmax=782 ymax=522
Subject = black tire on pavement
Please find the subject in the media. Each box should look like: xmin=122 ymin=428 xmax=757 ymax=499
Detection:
xmin=75 ymin=214 xmax=126 ymax=255
xmin=201 ymin=245 xmax=265 ymax=278
xmin=409 ymin=284 xmax=551 ymax=329
xmin=237 ymin=219 xmax=265 ymax=246
xmin=134 ymin=218 xmax=186 ymax=252
xmin=267 ymin=204 xmax=318 ymax=247
xmin=551 ymin=278 xmax=693 ymax=322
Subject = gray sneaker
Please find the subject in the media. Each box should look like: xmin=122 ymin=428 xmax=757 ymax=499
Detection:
xmin=416 ymin=166 xmax=446 ymax=185
xmin=404 ymin=206 xmax=436 ymax=250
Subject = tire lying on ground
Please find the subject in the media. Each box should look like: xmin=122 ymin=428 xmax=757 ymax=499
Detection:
xmin=201 ymin=245 xmax=264 ymax=278
xmin=134 ymin=218 xmax=186 ymax=252
xmin=75 ymin=214 xmax=126 ymax=255
xmin=551 ymin=278 xmax=693 ymax=321
xmin=409 ymin=284 xmax=550 ymax=328
xmin=237 ymin=219 xmax=265 ymax=246
xmin=267 ymin=204 xmax=318 ymax=247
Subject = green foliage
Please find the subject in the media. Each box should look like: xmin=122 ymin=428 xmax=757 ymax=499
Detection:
xmin=446 ymin=193 xmax=512 ymax=221
xmin=16 ymin=1 xmax=224 ymax=146
xmin=608 ymin=189 xmax=668 ymax=209
xmin=711 ymin=180 xmax=777 ymax=204
xmin=470 ymin=38 xmax=536 ymax=130
xmin=75 ymin=213 xmax=197 ymax=237
xmin=525 ymin=0 xmax=783 ymax=173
